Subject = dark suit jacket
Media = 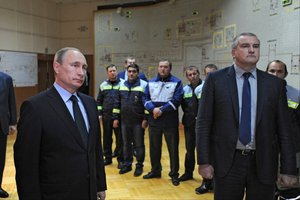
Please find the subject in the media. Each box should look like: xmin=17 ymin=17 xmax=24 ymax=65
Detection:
xmin=196 ymin=65 xmax=296 ymax=184
xmin=14 ymin=86 xmax=107 ymax=200
xmin=0 ymin=72 xmax=17 ymax=135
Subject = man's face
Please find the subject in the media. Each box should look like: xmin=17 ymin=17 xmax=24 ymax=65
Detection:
xmin=267 ymin=62 xmax=286 ymax=79
xmin=125 ymin=58 xmax=136 ymax=68
xmin=158 ymin=61 xmax=171 ymax=78
xmin=54 ymin=50 xmax=87 ymax=93
xmin=107 ymin=66 xmax=118 ymax=81
xmin=186 ymin=69 xmax=200 ymax=84
xmin=231 ymin=35 xmax=260 ymax=70
xmin=204 ymin=67 xmax=217 ymax=77
xmin=127 ymin=66 xmax=138 ymax=82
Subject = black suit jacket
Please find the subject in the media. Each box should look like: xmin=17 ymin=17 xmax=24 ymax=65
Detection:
xmin=0 ymin=72 xmax=17 ymax=135
xmin=196 ymin=65 xmax=296 ymax=184
xmin=14 ymin=86 xmax=107 ymax=200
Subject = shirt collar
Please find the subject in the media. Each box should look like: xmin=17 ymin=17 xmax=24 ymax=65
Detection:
xmin=234 ymin=64 xmax=257 ymax=79
xmin=53 ymin=82 xmax=78 ymax=103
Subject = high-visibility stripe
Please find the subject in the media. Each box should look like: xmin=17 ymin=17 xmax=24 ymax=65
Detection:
xmin=119 ymin=86 xmax=129 ymax=91
xmin=101 ymin=85 xmax=120 ymax=90
xmin=197 ymin=93 xmax=202 ymax=99
xmin=119 ymin=86 xmax=144 ymax=92
xmin=183 ymin=93 xmax=193 ymax=99
xmin=288 ymin=99 xmax=299 ymax=109
xmin=131 ymin=86 xmax=144 ymax=92
xmin=97 ymin=106 xmax=102 ymax=111
xmin=112 ymin=108 xmax=120 ymax=114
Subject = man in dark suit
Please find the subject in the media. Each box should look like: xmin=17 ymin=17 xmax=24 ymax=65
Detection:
xmin=196 ymin=32 xmax=297 ymax=200
xmin=0 ymin=72 xmax=17 ymax=198
xmin=14 ymin=47 xmax=107 ymax=200
xmin=118 ymin=57 xmax=148 ymax=82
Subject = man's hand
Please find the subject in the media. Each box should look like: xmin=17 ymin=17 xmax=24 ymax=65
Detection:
xmin=153 ymin=107 xmax=162 ymax=119
xmin=9 ymin=125 xmax=17 ymax=135
xmin=141 ymin=120 xmax=148 ymax=129
xmin=198 ymin=164 xmax=214 ymax=180
xmin=277 ymin=174 xmax=298 ymax=188
xmin=113 ymin=119 xmax=119 ymax=128
xmin=97 ymin=191 xmax=106 ymax=200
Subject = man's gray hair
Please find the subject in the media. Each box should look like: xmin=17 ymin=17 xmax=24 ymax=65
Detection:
xmin=54 ymin=47 xmax=81 ymax=64
xmin=231 ymin=32 xmax=260 ymax=49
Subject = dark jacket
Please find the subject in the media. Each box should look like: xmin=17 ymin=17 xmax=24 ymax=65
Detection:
xmin=0 ymin=72 xmax=17 ymax=135
xmin=96 ymin=78 xmax=121 ymax=120
xmin=14 ymin=87 xmax=107 ymax=200
xmin=181 ymin=80 xmax=202 ymax=127
xmin=196 ymin=65 xmax=296 ymax=184
xmin=119 ymin=78 xmax=148 ymax=125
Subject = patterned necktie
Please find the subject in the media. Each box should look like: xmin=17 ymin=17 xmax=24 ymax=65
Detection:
xmin=70 ymin=95 xmax=88 ymax=144
xmin=239 ymin=72 xmax=251 ymax=145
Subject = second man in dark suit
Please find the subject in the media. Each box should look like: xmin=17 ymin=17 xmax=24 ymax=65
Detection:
xmin=196 ymin=32 xmax=297 ymax=200
xmin=0 ymin=72 xmax=17 ymax=198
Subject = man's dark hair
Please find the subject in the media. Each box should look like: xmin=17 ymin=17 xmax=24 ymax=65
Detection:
xmin=125 ymin=57 xmax=135 ymax=64
xmin=204 ymin=64 xmax=218 ymax=71
xmin=127 ymin=63 xmax=140 ymax=73
xmin=106 ymin=64 xmax=116 ymax=71
xmin=184 ymin=66 xmax=199 ymax=76
xmin=266 ymin=60 xmax=288 ymax=76
xmin=159 ymin=59 xmax=172 ymax=70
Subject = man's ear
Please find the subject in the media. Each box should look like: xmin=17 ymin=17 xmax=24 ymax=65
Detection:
xmin=284 ymin=71 xmax=288 ymax=79
xmin=53 ymin=61 xmax=60 ymax=74
xmin=231 ymin=49 xmax=236 ymax=59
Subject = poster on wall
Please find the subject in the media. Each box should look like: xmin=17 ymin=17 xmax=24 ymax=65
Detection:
xmin=176 ymin=18 xmax=202 ymax=38
xmin=224 ymin=24 xmax=236 ymax=47
xmin=0 ymin=51 xmax=37 ymax=87
xmin=96 ymin=45 xmax=113 ymax=67
xmin=96 ymin=14 xmax=112 ymax=32
xmin=213 ymin=30 xmax=224 ymax=49
xmin=209 ymin=10 xmax=223 ymax=30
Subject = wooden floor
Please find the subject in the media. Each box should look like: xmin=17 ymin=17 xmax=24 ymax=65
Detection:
xmin=2 ymin=127 xmax=214 ymax=200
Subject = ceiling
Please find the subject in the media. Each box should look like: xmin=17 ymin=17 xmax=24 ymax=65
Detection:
xmin=48 ymin=0 xmax=103 ymax=4
xmin=47 ymin=0 xmax=155 ymax=4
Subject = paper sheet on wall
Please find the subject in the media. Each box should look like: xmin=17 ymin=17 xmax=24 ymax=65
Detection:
xmin=0 ymin=51 xmax=37 ymax=87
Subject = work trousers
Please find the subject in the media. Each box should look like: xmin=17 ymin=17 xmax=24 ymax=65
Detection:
xmin=148 ymin=125 xmax=179 ymax=178
xmin=102 ymin=117 xmax=123 ymax=162
xmin=0 ymin=132 xmax=7 ymax=186
xmin=183 ymin=125 xmax=196 ymax=176
xmin=121 ymin=122 xmax=145 ymax=167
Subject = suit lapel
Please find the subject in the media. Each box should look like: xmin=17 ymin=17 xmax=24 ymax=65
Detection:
xmin=256 ymin=70 xmax=265 ymax=126
xmin=78 ymin=93 xmax=94 ymax=150
xmin=46 ymin=87 xmax=87 ymax=149
xmin=227 ymin=66 xmax=239 ymax=124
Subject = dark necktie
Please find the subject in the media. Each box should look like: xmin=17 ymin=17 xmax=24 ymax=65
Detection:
xmin=70 ymin=95 xmax=88 ymax=144
xmin=239 ymin=72 xmax=251 ymax=145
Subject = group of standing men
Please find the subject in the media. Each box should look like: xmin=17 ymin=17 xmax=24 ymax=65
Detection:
xmin=0 ymin=32 xmax=299 ymax=200
xmin=95 ymin=32 xmax=300 ymax=199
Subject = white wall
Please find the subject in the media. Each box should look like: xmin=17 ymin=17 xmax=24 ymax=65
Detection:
xmin=0 ymin=0 xmax=299 ymax=93
xmin=94 ymin=0 xmax=300 ymax=94
xmin=0 ymin=0 xmax=61 ymax=54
